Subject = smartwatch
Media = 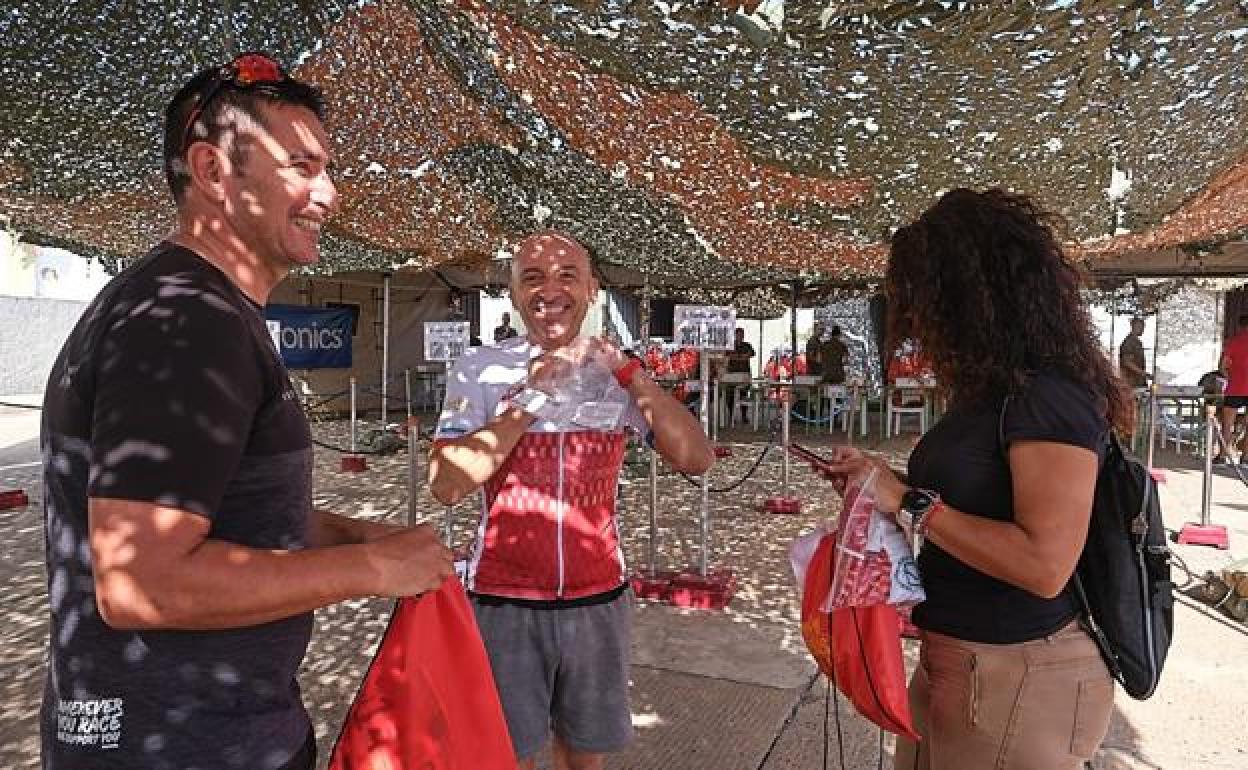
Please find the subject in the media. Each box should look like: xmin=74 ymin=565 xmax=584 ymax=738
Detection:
xmin=896 ymin=487 xmax=941 ymax=536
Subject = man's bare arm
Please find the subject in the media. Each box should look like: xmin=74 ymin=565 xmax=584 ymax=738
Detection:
xmin=89 ymin=498 xmax=452 ymax=631
xmin=427 ymin=407 xmax=535 ymax=506
xmin=309 ymin=508 xmax=402 ymax=546
xmin=626 ymin=370 xmax=714 ymax=474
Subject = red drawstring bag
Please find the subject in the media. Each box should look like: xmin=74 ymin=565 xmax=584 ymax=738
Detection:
xmin=800 ymin=532 xmax=920 ymax=742
xmin=328 ymin=580 xmax=518 ymax=770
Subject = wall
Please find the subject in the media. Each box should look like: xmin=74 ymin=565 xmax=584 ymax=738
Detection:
xmin=0 ymin=296 xmax=89 ymax=396
xmin=269 ymin=271 xmax=456 ymax=418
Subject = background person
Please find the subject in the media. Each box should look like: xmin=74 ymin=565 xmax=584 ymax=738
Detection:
xmin=1218 ymin=313 xmax=1248 ymax=462
xmin=1119 ymin=316 xmax=1150 ymax=389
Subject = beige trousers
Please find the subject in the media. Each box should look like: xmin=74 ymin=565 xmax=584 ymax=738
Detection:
xmin=894 ymin=620 xmax=1114 ymax=770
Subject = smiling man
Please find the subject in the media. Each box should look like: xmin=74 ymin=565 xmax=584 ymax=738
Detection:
xmin=39 ymin=54 xmax=452 ymax=770
xmin=429 ymin=231 xmax=713 ymax=770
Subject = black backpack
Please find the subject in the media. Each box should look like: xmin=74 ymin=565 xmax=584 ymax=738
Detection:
xmin=1000 ymin=400 xmax=1174 ymax=700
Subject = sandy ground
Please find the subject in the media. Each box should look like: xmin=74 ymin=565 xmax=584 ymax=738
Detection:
xmin=2 ymin=407 xmax=1246 ymax=769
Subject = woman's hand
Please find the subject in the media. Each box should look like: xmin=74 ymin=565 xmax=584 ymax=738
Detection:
xmin=824 ymin=446 xmax=909 ymax=514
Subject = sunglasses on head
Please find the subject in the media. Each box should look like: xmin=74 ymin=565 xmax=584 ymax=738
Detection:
xmin=180 ymin=52 xmax=288 ymax=156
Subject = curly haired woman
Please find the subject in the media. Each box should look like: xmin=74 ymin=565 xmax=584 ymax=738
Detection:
xmin=828 ymin=188 xmax=1130 ymax=770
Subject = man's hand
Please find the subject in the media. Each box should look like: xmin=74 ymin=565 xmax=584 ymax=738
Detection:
xmin=528 ymin=336 xmax=626 ymax=392
xmin=363 ymin=524 xmax=454 ymax=598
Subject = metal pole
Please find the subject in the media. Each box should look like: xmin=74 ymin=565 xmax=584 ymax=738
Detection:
xmin=640 ymin=276 xmax=651 ymax=342
xmin=699 ymin=348 xmax=711 ymax=576
xmin=404 ymin=368 xmax=413 ymax=422
xmin=790 ymin=283 xmax=799 ymax=378
xmin=1146 ymin=306 xmax=1161 ymax=469
xmin=1146 ymin=383 xmax=1158 ymax=471
xmin=1201 ymin=406 xmax=1214 ymax=526
xmin=782 ymin=383 xmax=791 ymax=498
xmin=758 ymin=318 xmax=764 ymax=375
xmin=649 ymin=448 xmax=659 ymax=576
xmin=349 ymin=376 xmax=358 ymax=454
xmin=784 ymin=282 xmax=797 ymax=498
xmin=443 ymin=504 xmax=454 ymax=543
xmin=407 ymin=423 xmax=419 ymax=526
xmin=710 ymin=358 xmax=720 ymax=443
xmin=381 ymin=273 xmax=392 ymax=427
xmin=1109 ymin=296 xmax=1117 ymax=357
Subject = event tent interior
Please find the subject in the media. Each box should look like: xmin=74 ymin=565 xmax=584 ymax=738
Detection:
xmin=4 ymin=1 xmax=1248 ymax=393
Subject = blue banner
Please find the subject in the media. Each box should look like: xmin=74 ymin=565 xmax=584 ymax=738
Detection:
xmin=265 ymin=304 xmax=353 ymax=369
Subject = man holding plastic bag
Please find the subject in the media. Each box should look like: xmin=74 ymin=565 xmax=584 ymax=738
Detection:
xmin=429 ymin=232 xmax=713 ymax=770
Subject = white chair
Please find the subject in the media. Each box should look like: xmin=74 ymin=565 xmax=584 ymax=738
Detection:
xmin=887 ymin=377 xmax=929 ymax=437
xmin=822 ymin=384 xmax=849 ymax=434
xmin=718 ymin=372 xmax=755 ymax=429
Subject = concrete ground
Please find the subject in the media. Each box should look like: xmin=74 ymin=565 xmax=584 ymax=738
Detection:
xmin=2 ymin=405 xmax=1246 ymax=769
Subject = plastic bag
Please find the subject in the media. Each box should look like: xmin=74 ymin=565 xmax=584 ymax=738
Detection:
xmin=539 ymin=339 xmax=627 ymax=431
xmin=828 ymin=470 xmax=925 ymax=610
xmin=327 ymin=579 xmax=517 ymax=770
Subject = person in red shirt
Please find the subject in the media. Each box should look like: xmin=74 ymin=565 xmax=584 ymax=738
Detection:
xmin=1218 ymin=313 xmax=1248 ymax=462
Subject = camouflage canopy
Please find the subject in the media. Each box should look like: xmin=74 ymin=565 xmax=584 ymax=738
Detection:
xmin=2 ymin=1 xmax=1247 ymax=289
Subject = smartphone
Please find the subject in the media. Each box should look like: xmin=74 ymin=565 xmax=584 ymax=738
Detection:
xmin=788 ymin=442 xmax=833 ymax=468
xmin=789 ymin=444 xmax=848 ymax=492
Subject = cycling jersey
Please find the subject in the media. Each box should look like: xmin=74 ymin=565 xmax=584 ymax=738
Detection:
xmin=434 ymin=337 xmax=649 ymax=601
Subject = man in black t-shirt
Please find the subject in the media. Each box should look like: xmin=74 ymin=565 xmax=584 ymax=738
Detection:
xmin=1119 ymin=317 xmax=1149 ymax=388
xmin=493 ymin=311 xmax=520 ymax=343
xmin=39 ymin=55 xmax=452 ymax=770
xmin=724 ymin=327 xmax=756 ymax=422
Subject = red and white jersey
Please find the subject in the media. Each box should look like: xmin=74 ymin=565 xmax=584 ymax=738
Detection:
xmin=433 ymin=337 xmax=649 ymax=600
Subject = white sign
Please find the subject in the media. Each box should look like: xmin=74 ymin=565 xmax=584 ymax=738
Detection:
xmin=673 ymin=305 xmax=736 ymax=351
xmin=266 ymin=320 xmax=282 ymax=352
xmin=424 ymin=321 xmax=470 ymax=362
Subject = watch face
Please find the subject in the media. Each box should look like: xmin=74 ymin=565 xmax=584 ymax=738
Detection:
xmin=901 ymin=488 xmax=936 ymax=514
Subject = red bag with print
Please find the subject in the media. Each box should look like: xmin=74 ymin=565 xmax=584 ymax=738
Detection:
xmin=800 ymin=533 xmax=919 ymax=741
xmin=795 ymin=476 xmax=920 ymax=742
xmin=328 ymin=580 xmax=517 ymax=770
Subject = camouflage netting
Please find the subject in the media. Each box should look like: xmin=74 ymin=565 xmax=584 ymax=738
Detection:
xmin=2 ymin=1 xmax=1247 ymax=289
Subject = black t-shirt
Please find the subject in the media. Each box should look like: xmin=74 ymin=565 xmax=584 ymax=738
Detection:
xmin=907 ymin=372 xmax=1106 ymax=644
xmin=1119 ymin=334 xmax=1147 ymax=387
xmin=40 ymin=243 xmax=315 ymax=769
xmin=727 ymin=341 xmax=755 ymax=373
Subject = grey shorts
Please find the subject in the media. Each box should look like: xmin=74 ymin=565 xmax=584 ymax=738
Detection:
xmin=470 ymin=590 xmax=634 ymax=760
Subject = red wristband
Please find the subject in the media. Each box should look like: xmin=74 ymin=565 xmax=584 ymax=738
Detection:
xmin=916 ymin=499 xmax=943 ymax=537
xmin=613 ymin=357 xmax=642 ymax=388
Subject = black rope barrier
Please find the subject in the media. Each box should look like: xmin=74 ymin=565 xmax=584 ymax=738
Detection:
xmin=678 ymin=428 xmax=778 ymax=494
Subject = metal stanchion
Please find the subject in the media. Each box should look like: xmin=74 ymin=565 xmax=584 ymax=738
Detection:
xmin=782 ymin=388 xmax=791 ymax=496
xmin=350 ymin=376 xmax=358 ymax=453
xmin=404 ymin=369 xmax=413 ymax=423
xmin=341 ymin=377 xmax=368 ymax=472
xmin=649 ymin=448 xmax=659 ymax=575
xmin=407 ymin=424 xmax=419 ymax=526
xmin=698 ymin=353 xmax=711 ymax=576
xmin=1202 ymin=410 xmax=1214 ymax=521
xmin=380 ymin=273 xmax=392 ymax=427
xmin=1177 ymin=406 xmax=1230 ymax=549
xmin=1147 ymin=393 xmax=1157 ymax=468
xmin=763 ymin=381 xmax=802 ymax=513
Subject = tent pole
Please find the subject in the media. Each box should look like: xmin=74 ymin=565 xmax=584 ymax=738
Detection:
xmin=381 ymin=272 xmax=391 ymax=426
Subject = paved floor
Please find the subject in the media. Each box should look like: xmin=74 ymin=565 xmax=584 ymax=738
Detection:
xmin=2 ymin=410 xmax=1246 ymax=769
